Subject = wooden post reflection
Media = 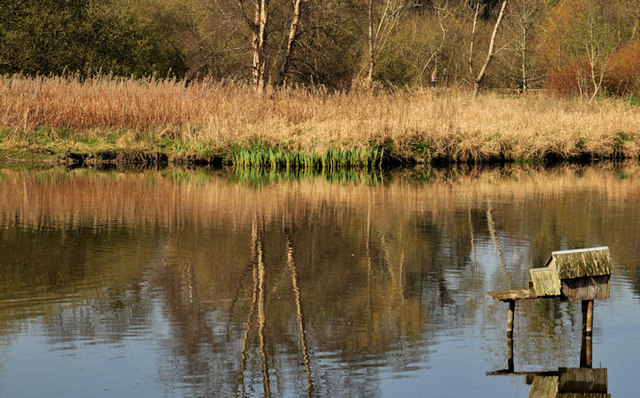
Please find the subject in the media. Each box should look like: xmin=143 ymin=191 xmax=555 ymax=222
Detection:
xmin=580 ymin=332 xmax=593 ymax=368
xmin=506 ymin=300 xmax=515 ymax=338
xmin=489 ymin=334 xmax=607 ymax=397
xmin=507 ymin=336 xmax=514 ymax=373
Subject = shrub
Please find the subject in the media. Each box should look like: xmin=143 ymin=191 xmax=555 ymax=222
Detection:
xmin=606 ymin=40 xmax=640 ymax=97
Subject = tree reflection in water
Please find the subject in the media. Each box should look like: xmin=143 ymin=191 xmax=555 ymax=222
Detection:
xmin=0 ymin=163 xmax=638 ymax=396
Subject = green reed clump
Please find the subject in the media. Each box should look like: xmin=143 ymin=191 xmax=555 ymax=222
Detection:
xmin=231 ymin=141 xmax=385 ymax=171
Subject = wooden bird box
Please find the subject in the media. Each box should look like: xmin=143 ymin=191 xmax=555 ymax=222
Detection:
xmin=488 ymin=246 xmax=613 ymax=338
xmin=538 ymin=247 xmax=613 ymax=301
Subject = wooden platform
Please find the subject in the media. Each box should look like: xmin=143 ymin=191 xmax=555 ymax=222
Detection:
xmin=487 ymin=288 xmax=537 ymax=302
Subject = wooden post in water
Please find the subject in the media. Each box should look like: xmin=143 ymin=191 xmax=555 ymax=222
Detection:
xmin=582 ymin=300 xmax=594 ymax=335
xmin=507 ymin=300 xmax=515 ymax=337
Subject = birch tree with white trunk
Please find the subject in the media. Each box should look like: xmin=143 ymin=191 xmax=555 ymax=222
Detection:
xmin=468 ymin=0 xmax=508 ymax=98
xmin=366 ymin=0 xmax=406 ymax=85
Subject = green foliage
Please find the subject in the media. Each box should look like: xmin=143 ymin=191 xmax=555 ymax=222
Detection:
xmin=614 ymin=132 xmax=633 ymax=147
xmin=1 ymin=0 xmax=639 ymax=95
xmin=0 ymin=0 xmax=185 ymax=77
xmin=230 ymin=140 xmax=386 ymax=171
xmin=411 ymin=139 xmax=434 ymax=162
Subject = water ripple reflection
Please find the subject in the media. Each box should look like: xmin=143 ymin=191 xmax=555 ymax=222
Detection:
xmin=0 ymin=163 xmax=638 ymax=397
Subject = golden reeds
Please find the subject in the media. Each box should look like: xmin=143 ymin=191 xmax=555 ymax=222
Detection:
xmin=1 ymin=75 xmax=639 ymax=165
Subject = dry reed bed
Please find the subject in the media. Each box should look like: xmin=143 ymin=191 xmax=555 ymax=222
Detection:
xmin=1 ymin=75 xmax=640 ymax=163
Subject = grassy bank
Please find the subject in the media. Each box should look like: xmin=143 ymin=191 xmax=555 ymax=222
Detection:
xmin=1 ymin=75 xmax=639 ymax=168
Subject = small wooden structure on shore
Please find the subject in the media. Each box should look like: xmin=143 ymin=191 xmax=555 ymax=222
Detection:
xmin=488 ymin=247 xmax=613 ymax=337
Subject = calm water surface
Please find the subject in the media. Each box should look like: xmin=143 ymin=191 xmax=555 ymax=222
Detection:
xmin=0 ymin=163 xmax=639 ymax=397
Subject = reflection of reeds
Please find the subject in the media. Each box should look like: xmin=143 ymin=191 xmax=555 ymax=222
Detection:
xmin=3 ymin=164 xmax=636 ymax=383
xmin=1 ymin=164 xmax=639 ymax=280
xmin=1 ymin=164 xmax=638 ymax=278
xmin=0 ymin=165 xmax=637 ymax=231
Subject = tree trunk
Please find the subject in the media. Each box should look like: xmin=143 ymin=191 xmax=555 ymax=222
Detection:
xmin=252 ymin=0 xmax=269 ymax=92
xmin=473 ymin=81 xmax=481 ymax=98
xmin=367 ymin=0 xmax=375 ymax=85
xmin=468 ymin=2 xmax=480 ymax=78
xmin=471 ymin=0 xmax=508 ymax=98
xmin=521 ymin=26 xmax=527 ymax=92
xmin=276 ymin=0 xmax=303 ymax=87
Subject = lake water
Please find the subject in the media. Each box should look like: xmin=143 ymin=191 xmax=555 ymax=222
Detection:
xmin=0 ymin=163 xmax=638 ymax=397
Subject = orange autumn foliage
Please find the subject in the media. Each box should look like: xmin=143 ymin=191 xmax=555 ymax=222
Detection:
xmin=606 ymin=40 xmax=640 ymax=96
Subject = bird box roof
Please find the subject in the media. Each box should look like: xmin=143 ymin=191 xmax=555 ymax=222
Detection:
xmin=544 ymin=247 xmax=612 ymax=279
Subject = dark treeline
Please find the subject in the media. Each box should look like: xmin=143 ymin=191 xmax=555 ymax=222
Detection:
xmin=1 ymin=0 xmax=639 ymax=97
xmin=0 ymin=0 xmax=186 ymax=77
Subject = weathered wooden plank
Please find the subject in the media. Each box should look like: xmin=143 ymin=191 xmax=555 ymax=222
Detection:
xmin=528 ymin=376 xmax=558 ymax=398
xmin=561 ymin=276 xmax=610 ymax=301
xmin=530 ymin=268 xmax=561 ymax=297
xmin=487 ymin=370 xmax=559 ymax=377
xmin=488 ymin=288 xmax=537 ymax=301
xmin=547 ymin=247 xmax=613 ymax=279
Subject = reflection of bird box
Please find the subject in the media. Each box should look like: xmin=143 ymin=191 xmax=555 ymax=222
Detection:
xmin=529 ymin=247 xmax=613 ymax=301
xmin=527 ymin=368 xmax=609 ymax=398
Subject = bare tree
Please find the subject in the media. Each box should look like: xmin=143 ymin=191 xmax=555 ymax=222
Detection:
xmin=253 ymin=0 xmax=269 ymax=91
xmin=562 ymin=0 xmax=619 ymax=101
xmin=276 ymin=0 xmax=304 ymax=87
xmin=509 ymin=0 xmax=545 ymax=92
xmin=468 ymin=0 xmax=508 ymax=98
xmin=494 ymin=0 xmax=550 ymax=92
xmin=419 ymin=1 xmax=449 ymax=82
xmin=366 ymin=0 xmax=406 ymax=85
xmin=236 ymin=0 xmax=269 ymax=91
xmin=632 ymin=1 xmax=640 ymax=40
